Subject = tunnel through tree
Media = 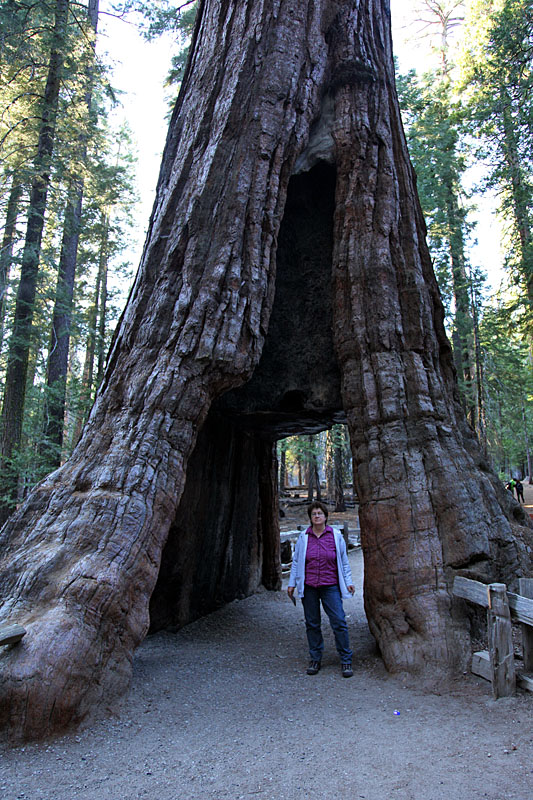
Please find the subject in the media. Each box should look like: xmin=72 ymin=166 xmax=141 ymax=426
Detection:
xmin=1 ymin=0 xmax=532 ymax=742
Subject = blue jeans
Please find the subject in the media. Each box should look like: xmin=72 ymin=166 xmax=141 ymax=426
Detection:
xmin=301 ymin=584 xmax=352 ymax=663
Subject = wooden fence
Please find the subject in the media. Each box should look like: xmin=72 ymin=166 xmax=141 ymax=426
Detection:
xmin=453 ymin=575 xmax=533 ymax=699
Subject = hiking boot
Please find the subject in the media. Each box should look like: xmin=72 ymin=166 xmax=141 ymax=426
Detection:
xmin=306 ymin=660 xmax=321 ymax=675
xmin=341 ymin=663 xmax=353 ymax=678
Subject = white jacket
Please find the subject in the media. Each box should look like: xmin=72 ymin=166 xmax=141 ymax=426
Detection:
xmin=288 ymin=526 xmax=353 ymax=599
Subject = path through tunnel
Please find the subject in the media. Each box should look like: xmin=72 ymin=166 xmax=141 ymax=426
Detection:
xmin=149 ymin=161 xmax=352 ymax=633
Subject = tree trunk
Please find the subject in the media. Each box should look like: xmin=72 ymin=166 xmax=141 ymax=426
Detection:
xmin=71 ymin=252 xmax=101 ymax=445
xmin=325 ymin=429 xmax=334 ymax=502
xmin=0 ymin=0 xmax=69 ymax=523
xmin=333 ymin=433 xmax=345 ymax=512
xmin=0 ymin=0 xmax=532 ymax=742
xmin=446 ymin=191 xmax=476 ymax=428
xmin=501 ymin=96 xmax=533 ymax=314
xmin=279 ymin=440 xmax=287 ymax=494
xmin=314 ymin=455 xmax=321 ymax=501
xmin=95 ymin=211 xmax=109 ymax=385
xmin=305 ymin=437 xmax=320 ymax=501
xmin=41 ymin=185 xmax=84 ymax=467
xmin=470 ymin=280 xmax=487 ymax=456
xmin=0 ymin=176 xmax=23 ymax=353
xmin=521 ymin=397 xmax=532 ymax=482
xmin=41 ymin=0 xmax=99 ymax=469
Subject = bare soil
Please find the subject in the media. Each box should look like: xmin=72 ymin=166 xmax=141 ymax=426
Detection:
xmin=2 ymin=489 xmax=533 ymax=800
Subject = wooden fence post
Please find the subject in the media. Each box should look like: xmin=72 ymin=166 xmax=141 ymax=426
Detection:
xmin=519 ymin=578 xmax=533 ymax=673
xmin=342 ymin=523 xmax=349 ymax=550
xmin=487 ymin=583 xmax=516 ymax=699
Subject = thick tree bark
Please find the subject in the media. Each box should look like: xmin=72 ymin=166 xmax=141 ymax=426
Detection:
xmin=1 ymin=0 xmax=532 ymax=742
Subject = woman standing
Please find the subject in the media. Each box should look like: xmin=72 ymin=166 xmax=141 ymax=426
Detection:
xmin=288 ymin=501 xmax=355 ymax=677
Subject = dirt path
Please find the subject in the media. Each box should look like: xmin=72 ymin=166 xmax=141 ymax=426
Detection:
xmin=3 ymin=533 xmax=533 ymax=800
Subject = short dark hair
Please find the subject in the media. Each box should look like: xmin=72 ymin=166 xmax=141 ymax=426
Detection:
xmin=307 ymin=501 xmax=328 ymax=521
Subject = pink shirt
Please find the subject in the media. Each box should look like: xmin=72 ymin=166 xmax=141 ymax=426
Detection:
xmin=304 ymin=526 xmax=338 ymax=587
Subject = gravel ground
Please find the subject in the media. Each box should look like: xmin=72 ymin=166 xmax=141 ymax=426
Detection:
xmin=2 ymin=548 xmax=533 ymax=800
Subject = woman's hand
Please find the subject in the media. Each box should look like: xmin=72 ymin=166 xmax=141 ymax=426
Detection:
xmin=287 ymin=586 xmax=295 ymax=599
xmin=347 ymin=585 xmax=355 ymax=595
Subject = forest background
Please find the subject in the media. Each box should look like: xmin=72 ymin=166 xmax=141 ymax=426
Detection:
xmin=0 ymin=0 xmax=531 ymax=523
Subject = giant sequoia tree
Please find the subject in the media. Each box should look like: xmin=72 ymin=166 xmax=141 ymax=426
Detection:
xmin=1 ymin=0 xmax=532 ymax=742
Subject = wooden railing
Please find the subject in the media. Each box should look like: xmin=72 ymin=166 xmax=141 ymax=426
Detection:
xmin=453 ymin=576 xmax=533 ymax=699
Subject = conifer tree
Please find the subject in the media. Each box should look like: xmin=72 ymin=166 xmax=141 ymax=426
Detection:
xmin=396 ymin=1 xmax=482 ymax=437
xmin=40 ymin=0 xmax=99 ymax=472
xmin=0 ymin=0 xmax=70 ymax=524
xmin=460 ymin=0 xmax=533 ymax=334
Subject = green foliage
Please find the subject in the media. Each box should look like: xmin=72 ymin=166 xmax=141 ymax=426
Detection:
xmin=397 ymin=61 xmax=483 ymax=433
xmin=0 ymin=0 xmax=139 ymax=507
xmin=460 ymin=0 xmax=533 ymax=325
xmin=479 ymin=294 xmax=533 ymax=474
xmin=396 ymin=0 xmax=533 ymax=473
xmin=397 ymin=70 xmax=471 ymax=315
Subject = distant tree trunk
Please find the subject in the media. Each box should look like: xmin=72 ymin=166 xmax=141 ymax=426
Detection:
xmin=470 ymin=280 xmax=487 ymax=456
xmin=314 ymin=456 xmax=321 ymax=501
xmin=306 ymin=455 xmax=314 ymax=501
xmin=41 ymin=0 xmax=99 ymax=470
xmin=0 ymin=0 xmax=69 ymax=524
xmin=447 ymin=191 xmax=476 ymax=426
xmin=0 ymin=176 xmax=23 ymax=353
xmin=95 ymin=211 xmax=109 ymax=385
xmin=325 ymin=429 xmax=334 ymax=502
xmin=333 ymin=434 xmax=345 ymax=512
xmin=522 ymin=398 xmax=532 ymax=482
xmin=71 ymin=253 xmax=102 ymax=444
xmin=501 ymin=95 xmax=533 ymax=316
xmin=0 ymin=0 xmax=532 ymax=742
xmin=279 ymin=442 xmax=287 ymax=494
xmin=305 ymin=438 xmax=320 ymax=501
xmin=41 ymin=186 xmax=83 ymax=467
xmin=326 ymin=427 xmax=345 ymax=509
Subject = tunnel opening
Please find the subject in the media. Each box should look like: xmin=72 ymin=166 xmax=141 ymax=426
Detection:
xmin=149 ymin=160 xmax=356 ymax=633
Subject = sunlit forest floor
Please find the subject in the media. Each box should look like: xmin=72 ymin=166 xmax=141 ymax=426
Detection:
xmin=281 ymin=478 xmax=533 ymax=534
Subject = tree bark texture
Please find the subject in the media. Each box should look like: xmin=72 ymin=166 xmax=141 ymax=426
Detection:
xmin=1 ymin=0 xmax=532 ymax=741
